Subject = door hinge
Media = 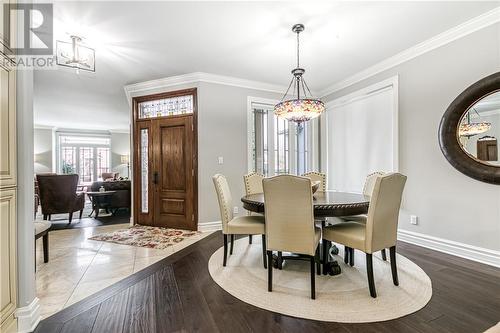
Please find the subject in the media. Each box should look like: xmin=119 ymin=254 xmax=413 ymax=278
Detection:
xmin=192 ymin=214 xmax=195 ymax=221
xmin=192 ymin=123 xmax=194 ymax=131
xmin=192 ymin=169 xmax=194 ymax=176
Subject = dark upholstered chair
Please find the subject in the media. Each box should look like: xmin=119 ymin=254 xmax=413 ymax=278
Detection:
xmin=36 ymin=174 xmax=85 ymax=224
xmin=34 ymin=173 xmax=56 ymax=218
xmin=90 ymin=180 xmax=131 ymax=213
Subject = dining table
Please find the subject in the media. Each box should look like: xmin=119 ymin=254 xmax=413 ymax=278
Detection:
xmin=241 ymin=190 xmax=370 ymax=275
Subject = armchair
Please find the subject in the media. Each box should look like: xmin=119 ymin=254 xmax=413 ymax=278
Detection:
xmin=36 ymin=174 xmax=85 ymax=224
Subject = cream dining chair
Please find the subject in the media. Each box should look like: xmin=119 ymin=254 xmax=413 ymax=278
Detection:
xmin=301 ymin=171 xmax=326 ymax=192
xmin=322 ymin=173 xmax=407 ymax=298
xmin=342 ymin=171 xmax=385 ymax=222
xmin=301 ymin=171 xmax=330 ymax=273
xmin=263 ymin=175 xmax=321 ymax=299
xmin=244 ymin=172 xmax=264 ymax=196
xmin=213 ymin=174 xmax=267 ymax=268
xmin=340 ymin=171 xmax=387 ymax=265
xmin=243 ymin=172 xmax=265 ymax=244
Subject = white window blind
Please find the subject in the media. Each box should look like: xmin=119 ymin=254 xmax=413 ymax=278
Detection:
xmin=325 ymin=81 xmax=397 ymax=193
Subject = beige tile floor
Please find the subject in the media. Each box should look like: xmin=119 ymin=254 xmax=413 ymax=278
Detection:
xmin=35 ymin=223 xmax=213 ymax=319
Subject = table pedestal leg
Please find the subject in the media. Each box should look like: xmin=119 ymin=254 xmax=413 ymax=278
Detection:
xmin=322 ymin=242 xmax=342 ymax=276
xmin=271 ymin=248 xmax=342 ymax=276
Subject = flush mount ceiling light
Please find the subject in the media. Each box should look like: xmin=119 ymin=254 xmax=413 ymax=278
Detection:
xmin=274 ymin=24 xmax=325 ymax=123
xmin=56 ymin=35 xmax=95 ymax=73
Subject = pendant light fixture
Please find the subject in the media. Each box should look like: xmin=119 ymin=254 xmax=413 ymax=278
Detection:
xmin=274 ymin=24 xmax=325 ymax=122
xmin=458 ymin=108 xmax=491 ymax=137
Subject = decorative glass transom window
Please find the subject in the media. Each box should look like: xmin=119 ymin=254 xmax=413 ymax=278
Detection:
xmin=139 ymin=95 xmax=193 ymax=119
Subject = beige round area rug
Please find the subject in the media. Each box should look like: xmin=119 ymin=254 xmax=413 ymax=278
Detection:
xmin=208 ymin=237 xmax=432 ymax=323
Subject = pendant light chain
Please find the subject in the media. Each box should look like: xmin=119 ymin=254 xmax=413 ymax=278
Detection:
xmin=296 ymin=28 xmax=301 ymax=100
xmin=296 ymin=29 xmax=300 ymax=69
xmin=274 ymin=24 xmax=325 ymax=123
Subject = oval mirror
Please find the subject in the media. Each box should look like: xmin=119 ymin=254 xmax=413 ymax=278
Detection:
xmin=439 ymin=72 xmax=500 ymax=184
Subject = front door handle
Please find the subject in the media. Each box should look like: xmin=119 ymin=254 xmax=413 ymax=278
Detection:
xmin=153 ymin=171 xmax=159 ymax=185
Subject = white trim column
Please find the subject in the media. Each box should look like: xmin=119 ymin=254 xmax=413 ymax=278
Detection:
xmin=15 ymin=68 xmax=40 ymax=331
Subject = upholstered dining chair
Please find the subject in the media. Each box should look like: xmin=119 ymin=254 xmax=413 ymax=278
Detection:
xmin=263 ymin=175 xmax=321 ymax=299
xmin=244 ymin=172 xmax=264 ymax=196
xmin=243 ymin=172 xmax=264 ymax=244
xmin=302 ymin=171 xmax=330 ymax=272
xmin=213 ymin=174 xmax=267 ymax=268
xmin=322 ymin=173 xmax=407 ymax=298
xmin=301 ymin=171 xmax=326 ymax=192
xmin=340 ymin=171 xmax=387 ymax=264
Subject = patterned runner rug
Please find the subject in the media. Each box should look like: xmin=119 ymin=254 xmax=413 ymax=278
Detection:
xmin=89 ymin=225 xmax=200 ymax=249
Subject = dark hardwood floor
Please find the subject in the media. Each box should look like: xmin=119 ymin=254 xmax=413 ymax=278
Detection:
xmin=35 ymin=232 xmax=500 ymax=333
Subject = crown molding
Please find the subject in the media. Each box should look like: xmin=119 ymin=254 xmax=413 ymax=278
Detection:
xmin=109 ymin=129 xmax=131 ymax=134
xmin=33 ymin=124 xmax=56 ymax=130
xmin=34 ymin=124 xmax=130 ymax=134
xmin=123 ymin=72 xmax=291 ymax=104
xmin=319 ymin=6 xmax=500 ymax=98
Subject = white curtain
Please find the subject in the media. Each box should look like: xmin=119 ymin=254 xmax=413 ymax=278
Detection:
xmin=326 ymin=86 xmax=396 ymax=193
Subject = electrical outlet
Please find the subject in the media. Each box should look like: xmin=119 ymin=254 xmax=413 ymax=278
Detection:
xmin=233 ymin=206 xmax=239 ymax=214
xmin=410 ymin=215 xmax=418 ymax=225
xmin=218 ymin=156 xmax=224 ymax=165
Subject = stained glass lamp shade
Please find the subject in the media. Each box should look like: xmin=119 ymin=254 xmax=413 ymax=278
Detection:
xmin=459 ymin=122 xmax=491 ymax=137
xmin=459 ymin=108 xmax=491 ymax=137
xmin=274 ymin=24 xmax=325 ymax=123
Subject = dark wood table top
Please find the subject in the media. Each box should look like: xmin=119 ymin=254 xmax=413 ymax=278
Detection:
xmin=241 ymin=191 xmax=370 ymax=217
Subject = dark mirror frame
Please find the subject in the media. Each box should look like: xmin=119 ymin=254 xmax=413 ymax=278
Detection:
xmin=438 ymin=72 xmax=500 ymax=185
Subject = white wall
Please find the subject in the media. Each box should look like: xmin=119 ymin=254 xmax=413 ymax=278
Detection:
xmin=127 ymin=81 xmax=283 ymax=224
xmin=111 ymin=132 xmax=131 ymax=178
xmin=322 ymin=24 xmax=500 ymax=251
xmin=33 ymin=128 xmax=53 ymax=173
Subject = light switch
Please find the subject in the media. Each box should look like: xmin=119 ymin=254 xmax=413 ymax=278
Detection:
xmin=218 ymin=156 xmax=224 ymax=165
xmin=410 ymin=215 xmax=418 ymax=225
xmin=233 ymin=206 xmax=239 ymax=214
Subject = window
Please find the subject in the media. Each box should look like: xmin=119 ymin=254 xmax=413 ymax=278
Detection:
xmin=248 ymin=100 xmax=316 ymax=176
xmin=57 ymin=133 xmax=111 ymax=182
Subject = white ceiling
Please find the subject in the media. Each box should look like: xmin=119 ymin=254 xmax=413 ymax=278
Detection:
xmin=34 ymin=1 xmax=500 ymax=131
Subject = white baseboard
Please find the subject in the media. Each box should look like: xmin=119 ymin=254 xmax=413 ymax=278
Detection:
xmin=397 ymin=229 xmax=500 ymax=268
xmin=199 ymin=221 xmax=222 ymax=232
xmin=15 ymin=298 xmax=40 ymax=333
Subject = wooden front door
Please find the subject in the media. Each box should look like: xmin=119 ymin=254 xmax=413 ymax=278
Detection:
xmin=133 ymin=88 xmax=198 ymax=230
xmin=153 ymin=116 xmax=196 ymax=229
